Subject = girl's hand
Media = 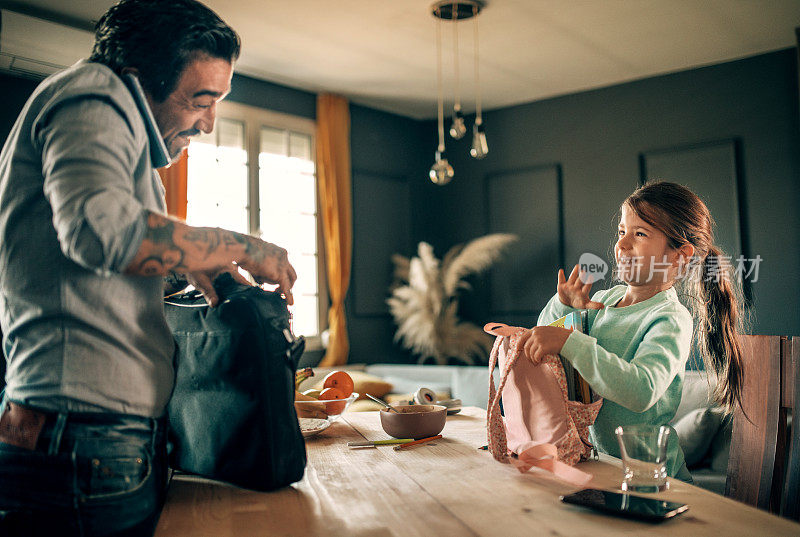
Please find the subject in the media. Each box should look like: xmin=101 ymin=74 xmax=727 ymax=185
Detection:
xmin=518 ymin=326 xmax=573 ymax=365
xmin=557 ymin=265 xmax=605 ymax=309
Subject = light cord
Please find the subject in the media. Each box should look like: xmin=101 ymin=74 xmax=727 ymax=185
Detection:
xmin=452 ymin=3 xmax=461 ymax=112
xmin=436 ymin=9 xmax=445 ymax=152
xmin=473 ymin=4 xmax=482 ymax=124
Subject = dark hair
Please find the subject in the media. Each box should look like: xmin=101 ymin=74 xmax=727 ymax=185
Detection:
xmin=623 ymin=181 xmax=745 ymax=414
xmin=89 ymin=0 xmax=240 ymax=102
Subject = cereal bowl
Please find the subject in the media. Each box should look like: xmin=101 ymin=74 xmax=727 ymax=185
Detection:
xmin=379 ymin=404 xmax=447 ymax=439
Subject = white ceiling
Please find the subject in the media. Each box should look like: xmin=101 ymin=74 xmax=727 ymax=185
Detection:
xmin=3 ymin=0 xmax=800 ymax=119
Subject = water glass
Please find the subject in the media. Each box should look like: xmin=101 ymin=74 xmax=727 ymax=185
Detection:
xmin=615 ymin=424 xmax=670 ymax=493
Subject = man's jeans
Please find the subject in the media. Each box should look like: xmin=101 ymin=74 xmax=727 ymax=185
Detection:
xmin=0 ymin=398 xmax=168 ymax=537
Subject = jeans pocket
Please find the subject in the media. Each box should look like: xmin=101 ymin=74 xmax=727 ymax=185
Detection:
xmin=78 ymin=443 xmax=151 ymax=500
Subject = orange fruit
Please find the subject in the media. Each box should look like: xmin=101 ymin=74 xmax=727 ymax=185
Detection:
xmin=322 ymin=371 xmax=354 ymax=398
xmin=319 ymin=387 xmax=347 ymax=415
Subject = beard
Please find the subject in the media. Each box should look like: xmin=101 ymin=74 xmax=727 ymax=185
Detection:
xmin=166 ymin=129 xmax=199 ymax=161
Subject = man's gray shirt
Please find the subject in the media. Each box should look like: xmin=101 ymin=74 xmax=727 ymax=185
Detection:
xmin=0 ymin=61 xmax=175 ymax=417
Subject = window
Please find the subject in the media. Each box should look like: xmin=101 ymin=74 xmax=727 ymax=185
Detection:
xmin=186 ymin=101 xmax=324 ymax=344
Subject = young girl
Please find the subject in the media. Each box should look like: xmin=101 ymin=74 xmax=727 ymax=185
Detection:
xmin=518 ymin=181 xmax=745 ymax=481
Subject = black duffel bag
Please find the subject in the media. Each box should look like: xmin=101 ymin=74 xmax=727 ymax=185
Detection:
xmin=164 ymin=272 xmax=306 ymax=491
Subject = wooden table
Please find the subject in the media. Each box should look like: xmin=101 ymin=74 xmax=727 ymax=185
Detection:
xmin=154 ymin=407 xmax=800 ymax=536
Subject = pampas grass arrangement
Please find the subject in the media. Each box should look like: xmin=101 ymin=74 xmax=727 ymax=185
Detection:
xmin=387 ymin=234 xmax=518 ymax=365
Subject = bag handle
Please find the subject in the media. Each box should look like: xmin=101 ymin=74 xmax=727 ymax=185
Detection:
xmin=485 ymin=323 xmax=524 ymax=462
xmin=483 ymin=322 xmax=520 ymax=337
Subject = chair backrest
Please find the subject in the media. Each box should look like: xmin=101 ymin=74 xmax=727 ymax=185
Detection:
xmin=0 ymin=324 xmax=4 ymax=392
xmin=725 ymin=335 xmax=798 ymax=520
xmin=780 ymin=337 xmax=798 ymax=520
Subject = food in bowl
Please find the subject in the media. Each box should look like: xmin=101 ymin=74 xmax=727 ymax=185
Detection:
xmin=294 ymin=370 xmax=358 ymax=437
xmin=318 ymin=387 xmax=348 ymax=415
xmin=295 ymin=391 xmax=358 ymax=427
xmin=298 ymin=417 xmax=330 ymax=438
xmin=379 ymin=404 xmax=447 ymax=439
xmin=322 ymin=370 xmax=355 ymax=397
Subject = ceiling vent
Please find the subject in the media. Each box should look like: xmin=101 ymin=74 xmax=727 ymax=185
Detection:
xmin=0 ymin=9 xmax=93 ymax=80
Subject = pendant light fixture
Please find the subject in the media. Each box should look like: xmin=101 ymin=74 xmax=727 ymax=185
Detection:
xmin=449 ymin=3 xmax=466 ymax=140
xmin=429 ymin=6 xmax=454 ymax=185
xmin=469 ymin=2 xmax=488 ymax=159
xmin=429 ymin=1 xmax=486 ymax=185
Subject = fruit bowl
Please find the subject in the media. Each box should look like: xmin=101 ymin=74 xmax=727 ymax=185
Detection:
xmin=295 ymin=392 xmax=359 ymax=437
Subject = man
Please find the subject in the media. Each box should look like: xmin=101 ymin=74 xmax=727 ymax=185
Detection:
xmin=0 ymin=1 xmax=295 ymax=535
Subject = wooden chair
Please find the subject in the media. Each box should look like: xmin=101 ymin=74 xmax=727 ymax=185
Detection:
xmin=781 ymin=337 xmax=799 ymax=520
xmin=725 ymin=335 xmax=798 ymax=520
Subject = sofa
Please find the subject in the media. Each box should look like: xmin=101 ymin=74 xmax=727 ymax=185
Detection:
xmin=300 ymin=364 xmax=731 ymax=494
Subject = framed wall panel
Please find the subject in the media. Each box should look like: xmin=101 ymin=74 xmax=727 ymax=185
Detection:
xmin=351 ymin=170 xmax=411 ymax=317
xmin=641 ymin=139 xmax=745 ymax=263
xmin=485 ymin=164 xmax=563 ymax=327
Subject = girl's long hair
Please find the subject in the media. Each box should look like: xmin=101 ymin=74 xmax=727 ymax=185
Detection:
xmin=623 ymin=181 xmax=745 ymax=414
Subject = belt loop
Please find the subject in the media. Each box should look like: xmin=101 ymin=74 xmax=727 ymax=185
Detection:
xmin=150 ymin=417 xmax=156 ymax=451
xmin=152 ymin=416 xmax=162 ymax=451
xmin=48 ymin=412 xmax=68 ymax=455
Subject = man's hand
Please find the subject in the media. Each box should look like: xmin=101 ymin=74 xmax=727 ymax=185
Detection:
xmin=518 ymin=326 xmax=573 ymax=365
xmin=186 ymin=265 xmax=251 ymax=307
xmin=235 ymin=237 xmax=297 ymax=305
xmin=557 ymin=264 xmax=605 ymax=309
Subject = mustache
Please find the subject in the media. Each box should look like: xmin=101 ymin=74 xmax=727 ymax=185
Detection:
xmin=178 ymin=129 xmax=201 ymax=138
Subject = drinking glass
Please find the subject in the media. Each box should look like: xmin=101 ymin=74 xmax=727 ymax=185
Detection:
xmin=615 ymin=424 xmax=670 ymax=492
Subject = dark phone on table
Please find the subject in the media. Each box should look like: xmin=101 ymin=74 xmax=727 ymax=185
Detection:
xmin=560 ymin=488 xmax=688 ymax=522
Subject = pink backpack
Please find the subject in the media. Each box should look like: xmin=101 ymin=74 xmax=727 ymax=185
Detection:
xmin=485 ymin=322 xmax=603 ymax=486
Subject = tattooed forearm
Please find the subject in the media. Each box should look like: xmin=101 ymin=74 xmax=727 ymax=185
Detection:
xmin=125 ymin=213 xmax=185 ymax=276
xmin=218 ymin=231 xmax=268 ymax=264
xmin=147 ymin=214 xmax=177 ymax=245
xmin=125 ymin=211 xmax=293 ymax=290
xmin=182 ymin=228 xmax=222 ymax=258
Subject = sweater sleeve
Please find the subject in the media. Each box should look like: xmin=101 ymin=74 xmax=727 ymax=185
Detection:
xmin=559 ymin=310 xmax=692 ymax=413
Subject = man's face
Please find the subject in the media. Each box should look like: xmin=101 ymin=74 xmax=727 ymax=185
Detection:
xmin=147 ymin=53 xmax=233 ymax=161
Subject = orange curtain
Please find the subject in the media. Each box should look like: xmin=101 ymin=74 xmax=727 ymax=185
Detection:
xmin=157 ymin=149 xmax=188 ymax=219
xmin=316 ymin=94 xmax=352 ymax=366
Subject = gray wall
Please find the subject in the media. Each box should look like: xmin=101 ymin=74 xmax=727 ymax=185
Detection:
xmin=347 ymin=104 xmax=431 ymax=364
xmin=2 ymin=47 xmax=798 ymax=373
xmin=422 ymin=48 xmax=800 ymax=338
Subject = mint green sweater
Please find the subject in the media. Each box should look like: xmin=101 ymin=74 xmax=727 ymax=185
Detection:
xmin=537 ymin=285 xmax=693 ymax=478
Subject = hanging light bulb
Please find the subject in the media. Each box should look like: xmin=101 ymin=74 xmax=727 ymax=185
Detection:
xmin=450 ymin=107 xmax=466 ymax=140
xmin=469 ymin=3 xmax=487 ymax=159
xmin=449 ymin=3 xmax=466 ymax=140
xmin=430 ymin=150 xmax=454 ymax=185
xmin=470 ymin=120 xmax=488 ymax=159
xmin=429 ymin=7 xmax=453 ymax=185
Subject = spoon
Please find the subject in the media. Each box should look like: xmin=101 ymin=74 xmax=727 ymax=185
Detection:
xmin=366 ymin=393 xmax=400 ymax=413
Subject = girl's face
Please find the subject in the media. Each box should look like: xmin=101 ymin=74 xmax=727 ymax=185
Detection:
xmin=614 ymin=205 xmax=678 ymax=286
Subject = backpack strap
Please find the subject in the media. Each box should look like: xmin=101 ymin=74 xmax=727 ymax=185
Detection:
xmin=509 ymin=443 xmax=593 ymax=486
xmin=486 ymin=326 xmax=520 ymax=462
